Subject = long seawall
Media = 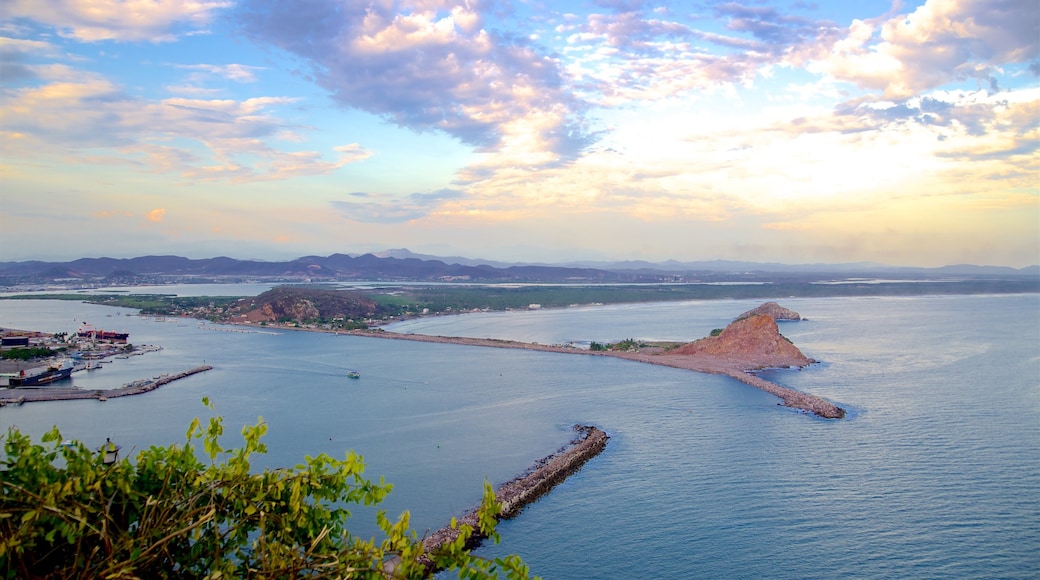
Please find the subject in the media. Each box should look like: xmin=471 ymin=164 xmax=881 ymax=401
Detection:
xmin=0 ymin=366 xmax=213 ymax=406
xmin=415 ymin=425 xmax=609 ymax=573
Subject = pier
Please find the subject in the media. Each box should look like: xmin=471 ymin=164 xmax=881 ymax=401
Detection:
xmin=0 ymin=366 xmax=213 ymax=406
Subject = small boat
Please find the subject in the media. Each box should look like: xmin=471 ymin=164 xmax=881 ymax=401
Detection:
xmin=347 ymin=371 xmax=361 ymax=379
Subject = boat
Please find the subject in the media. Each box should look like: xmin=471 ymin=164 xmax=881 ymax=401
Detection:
xmin=9 ymin=359 xmax=74 ymax=387
xmin=77 ymin=322 xmax=129 ymax=342
xmin=347 ymin=371 xmax=361 ymax=379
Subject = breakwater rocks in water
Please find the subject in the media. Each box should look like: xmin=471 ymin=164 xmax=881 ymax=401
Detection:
xmin=417 ymin=425 xmax=608 ymax=572
xmin=613 ymin=353 xmax=846 ymax=419
xmin=0 ymin=366 xmax=213 ymax=406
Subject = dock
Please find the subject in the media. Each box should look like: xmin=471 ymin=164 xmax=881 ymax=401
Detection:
xmin=0 ymin=366 xmax=213 ymax=406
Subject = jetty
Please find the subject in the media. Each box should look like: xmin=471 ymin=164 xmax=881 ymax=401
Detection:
xmin=0 ymin=366 xmax=213 ymax=406
xmin=352 ymin=328 xmax=846 ymax=419
xmin=391 ymin=425 xmax=608 ymax=574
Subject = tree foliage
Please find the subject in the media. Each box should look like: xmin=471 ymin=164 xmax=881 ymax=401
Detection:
xmin=588 ymin=338 xmax=644 ymax=352
xmin=0 ymin=399 xmax=533 ymax=579
xmin=0 ymin=347 xmax=61 ymax=361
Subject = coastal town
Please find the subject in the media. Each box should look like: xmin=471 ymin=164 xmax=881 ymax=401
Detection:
xmin=0 ymin=322 xmax=210 ymax=405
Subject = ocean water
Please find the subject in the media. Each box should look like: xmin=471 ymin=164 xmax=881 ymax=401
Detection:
xmin=1 ymin=294 xmax=1038 ymax=578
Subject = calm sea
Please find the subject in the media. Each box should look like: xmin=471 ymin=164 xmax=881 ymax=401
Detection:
xmin=1 ymin=293 xmax=1037 ymax=578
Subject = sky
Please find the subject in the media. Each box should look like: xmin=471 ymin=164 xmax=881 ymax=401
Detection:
xmin=1 ymin=0 xmax=1038 ymax=267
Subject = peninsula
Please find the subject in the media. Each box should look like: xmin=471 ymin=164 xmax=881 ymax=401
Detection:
xmin=353 ymin=302 xmax=845 ymax=419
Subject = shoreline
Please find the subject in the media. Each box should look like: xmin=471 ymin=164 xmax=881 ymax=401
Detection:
xmin=0 ymin=319 xmax=844 ymax=418
xmin=349 ymin=329 xmax=846 ymax=419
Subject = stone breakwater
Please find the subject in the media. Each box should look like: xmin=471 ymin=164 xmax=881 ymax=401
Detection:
xmin=0 ymin=366 xmax=213 ymax=406
xmin=351 ymin=329 xmax=845 ymax=419
xmin=417 ymin=425 xmax=608 ymax=572
xmin=613 ymin=352 xmax=845 ymax=419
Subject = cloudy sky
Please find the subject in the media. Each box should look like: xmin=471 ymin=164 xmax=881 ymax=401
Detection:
xmin=1 ymin=0 xmax=1037 ymax=267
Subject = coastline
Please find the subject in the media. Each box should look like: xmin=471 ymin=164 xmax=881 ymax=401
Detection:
xmin=349 ymin=329 xmax=846 ymax=419
xmin=0 ymin=315 xmax=844 ymax=418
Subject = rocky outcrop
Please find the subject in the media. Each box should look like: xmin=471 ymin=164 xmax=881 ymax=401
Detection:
xmin=671 ymin=314 xmax=814 ymax=369
xmin=229 ymin=286 xmax=380 ymax=324
xmin=735 ymin=301 xmax=803 ymax=321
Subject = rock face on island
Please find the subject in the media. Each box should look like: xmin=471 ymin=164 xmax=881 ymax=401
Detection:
xmin=671 ymin=314 xmax=814 ymax=369
xmin=228 ymin=286 xmax=381 ymax=324
xmin=735 ymin=301 xmax=803 ymax=321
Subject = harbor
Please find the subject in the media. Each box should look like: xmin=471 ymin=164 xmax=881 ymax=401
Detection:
xmin=0 ymin=366 xmax=213 ymax=406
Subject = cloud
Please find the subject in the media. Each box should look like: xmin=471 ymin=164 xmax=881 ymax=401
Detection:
xmin=332 ymin=144 xmax=372 ymax=164
xmin=234 ymin=0 xmax=593 ymax=166
xmin=5 ymin=0 xmax=233 ymax=42
xmin=814 ymin=0 xmax=1040 ymax=98
xmin=175 ymin=63 xmax=265 ymax=83
xmin=0 ymin=37 xmax=61 ymax=82
xmin=812 ymin=87 xmax=1040 ymax=169
xmin=712 ymin=1 xmax=831 ymax=48
xmin=558 ymin=4 xmax=842 ymax=106
xmin=331 ymin=189 xmax=465 ymax=224
xmin=0 ymin=61 xmax=370 ymax=182
xmin=148 ymin=208 xmax=167 ymax=222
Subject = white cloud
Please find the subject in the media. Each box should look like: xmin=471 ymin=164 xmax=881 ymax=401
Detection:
xmin=813 ymin=0 xmax=1039 ymax=97
xmin=0 ymin=65 xmax=369 ymax=183
xmin=5 ymin=0 xmax=232 ymax=42
xmin=235 ymin=0 xmax=593 ymax=166
xmin=175 ymin=63 xmax=265 ymax=83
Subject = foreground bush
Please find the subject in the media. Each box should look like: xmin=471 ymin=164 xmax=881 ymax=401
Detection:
xmin=0 ymin=399 xmax=531 ymax=579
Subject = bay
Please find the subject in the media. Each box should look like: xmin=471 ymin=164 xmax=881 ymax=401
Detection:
xmin=1 ymin=294 xmax=1038 ymax=578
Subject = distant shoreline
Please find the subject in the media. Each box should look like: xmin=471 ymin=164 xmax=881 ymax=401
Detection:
xmin=1 ymin=310 xmax=845 ymax=418
xmin=348 ymin=329 xmax=846 ymax=419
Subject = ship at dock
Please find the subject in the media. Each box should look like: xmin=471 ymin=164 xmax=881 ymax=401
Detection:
xmin=8 ymin=360 xmax=74 ymax=387
xmin=77 ymin=322 xmax=129 ymax=342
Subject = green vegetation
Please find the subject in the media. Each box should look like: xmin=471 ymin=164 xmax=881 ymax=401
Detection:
xmin=0 ymin=399 xmax=532 ymax=579
xmin=0 ymin=347 xmax=62 ymax=361
xmin=0 ymin=293 xmax=240 ymax=320
xmin=710 ymin=328 xmax=724 ymax=337
xmin=589 ymin=338 xmax=645 ymax=352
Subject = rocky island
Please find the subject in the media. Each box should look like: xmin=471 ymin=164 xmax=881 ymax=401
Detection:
xmin=735 ymin=300 xmax=804 ymax=321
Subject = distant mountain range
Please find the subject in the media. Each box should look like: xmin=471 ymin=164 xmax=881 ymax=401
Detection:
xmin=368 ymin=248 xmax=1040 ymax=277
xmin=0 ymin=250 xmax=1036 ymax=285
